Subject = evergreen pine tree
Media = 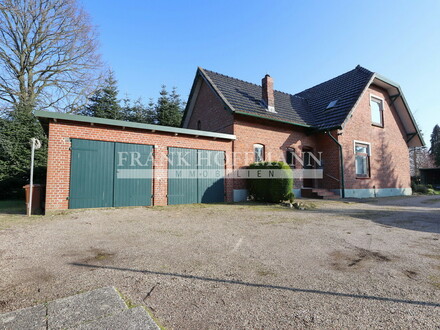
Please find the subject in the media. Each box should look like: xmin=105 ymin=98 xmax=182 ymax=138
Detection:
xmin=155 ymin=86 xmax=183 ymax=127
xmin=121 ymin=96 xmax=155 ymax=124
xmin=82 ymin=70 xmax=122 ymax=120
xmin=146 ymin=98 xmax=157 ymax=124
xmin=0 ymin=106 xmax=47 ymax=198
xmin=429 ymin=124 xmax=440 ymax=167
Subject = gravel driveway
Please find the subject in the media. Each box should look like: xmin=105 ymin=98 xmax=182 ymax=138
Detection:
xmin=1 ymin=196 xmax=439 ymax=328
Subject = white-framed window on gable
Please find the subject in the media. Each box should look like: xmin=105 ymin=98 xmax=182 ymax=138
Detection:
xmin=254 ymin=144 xmax=265 ymax=162
xmin=370 ymin=96 xmax=384 ymax=127
xmin=354 ymin=141 xmax=371 ymax=178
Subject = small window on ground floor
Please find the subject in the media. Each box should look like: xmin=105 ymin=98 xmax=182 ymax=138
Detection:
xmin=254 ymin=144 xmax=265 ymax=162
xmin=286 ymin=148 xmax=296 ymax=167
xmin=355 ymin=142 xmax=370 ymax=178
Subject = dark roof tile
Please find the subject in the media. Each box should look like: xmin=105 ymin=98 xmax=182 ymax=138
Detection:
xmin=200 ymin=65 xmax=374 ymax=130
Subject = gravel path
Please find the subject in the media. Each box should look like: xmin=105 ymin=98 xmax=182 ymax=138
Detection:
xmin=0 ymin=196 xmax=439 ymax=328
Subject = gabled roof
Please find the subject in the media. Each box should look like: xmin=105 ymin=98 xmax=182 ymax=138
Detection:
xmin=295 ymin=65 xmax=374 ymax=129
xmin=183 ymin=65 xmax=424 ymax=147
xmin=199 ymin=68 xmax=313 ymax=127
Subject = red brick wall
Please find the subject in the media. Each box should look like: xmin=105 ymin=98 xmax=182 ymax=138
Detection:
xmin=340 ymin=84 xmax=411 ymax=189
xmin=314 ymin=132 xmax=341 ymax=190
xmin=232 ymin=114 xmax=327 ymax=190
xmin=185 ymin=79 xmax=234 ymax=134
xmin=45 ymin=120 xmax=233 ymax=210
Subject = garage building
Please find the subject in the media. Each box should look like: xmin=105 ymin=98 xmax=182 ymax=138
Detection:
xmin=36 ymin=111 xmax=235 ymax=211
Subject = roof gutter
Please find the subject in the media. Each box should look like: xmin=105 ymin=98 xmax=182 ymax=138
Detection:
xmin=325 ymin=131 xmax=345 ymax=198
xmin=34 ymin=110 xmax=237 ymax=140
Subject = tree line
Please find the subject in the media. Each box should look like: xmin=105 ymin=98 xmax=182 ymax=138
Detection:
xmin=0 ymin=0 xmax=184 ymax=198
xmin=0 ymin=70 xmax=185 ymax=199
xmin=78 ymin=71 xmax=184 ymax=127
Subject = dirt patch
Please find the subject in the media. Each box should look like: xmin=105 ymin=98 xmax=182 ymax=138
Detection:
xmin=80 ymin=248 xmax=116 ymax=264
xmin=429 ymin=275 xmax=440 ymax=289
xmin=331 ymin=247 xmax=392 ymax=271
xmin=403 ymin=270 xmax=418 ymax=280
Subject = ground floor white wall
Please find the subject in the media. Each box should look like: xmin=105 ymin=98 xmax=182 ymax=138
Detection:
xmin=341 ymin=188 xmax=412 ymax=198
xmin=233 ymin=187 xmax=412 ymax=201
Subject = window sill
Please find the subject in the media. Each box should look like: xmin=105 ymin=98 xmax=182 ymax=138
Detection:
xmin=371 ymin=123 xmax=383 ymax=128
xmin=356 ymin=176 xmax=370 ymax=179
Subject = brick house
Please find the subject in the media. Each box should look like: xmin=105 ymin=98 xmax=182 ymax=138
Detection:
xmin=182 ymin=65 xmax=424 ymax=200
xmin=37 ymin=65 xmax=424 ymax=211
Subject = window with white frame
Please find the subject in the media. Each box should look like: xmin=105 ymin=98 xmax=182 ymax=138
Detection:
xmin=355 ymin=142 xmax=370 ymax=177
xmin=254 ymin=144 xmax=265 ymax=162
xmin=370 ymin=96 xmax=383 ymax=126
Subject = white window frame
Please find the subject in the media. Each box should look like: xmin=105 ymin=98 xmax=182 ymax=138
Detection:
xmin=370 ymin=94 xmax=384 ymax=127
xmin=253 ymin=143 xmax=265 ymax=162
xmin=354 ymin=140 xmax=371 ymax=178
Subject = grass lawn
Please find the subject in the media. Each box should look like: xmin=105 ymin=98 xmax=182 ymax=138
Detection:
xmin=0 ymin=199 xmax=47 ymax=230
xmin=0 ymin=199 xmax=26 ymax=214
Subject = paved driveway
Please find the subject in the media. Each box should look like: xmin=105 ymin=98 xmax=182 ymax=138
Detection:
xmin=0 ymin=196 xmax=439 ymax=328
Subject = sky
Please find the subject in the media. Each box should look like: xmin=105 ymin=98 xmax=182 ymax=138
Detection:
xmin=80 ymin=0 xmax=440 ymax=146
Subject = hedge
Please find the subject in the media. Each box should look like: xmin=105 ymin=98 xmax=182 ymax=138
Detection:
xmin=248 ymin=161 xmax=294 ymax=203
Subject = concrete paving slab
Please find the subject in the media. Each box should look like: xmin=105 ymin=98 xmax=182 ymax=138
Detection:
xmin=76 ymin=306 xmax=159 ymax=330
xmin=47 ymin=287 xmax=126 ymax=329
xmin=0 ymin=304 xmax=46 ymax=330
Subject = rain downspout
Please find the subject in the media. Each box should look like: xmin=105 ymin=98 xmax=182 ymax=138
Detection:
xmin=325 ymin=131 xmax=345 ymax=198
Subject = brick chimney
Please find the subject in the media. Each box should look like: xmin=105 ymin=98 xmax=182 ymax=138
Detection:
xmin=262 ymin=74 xmax=275 ymax=112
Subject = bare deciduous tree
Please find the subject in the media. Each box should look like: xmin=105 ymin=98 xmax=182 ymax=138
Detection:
xmin=410 ymin=147 xmax=434 ymax=177
xmin=0 ymin=0 xmax=101 ymax=113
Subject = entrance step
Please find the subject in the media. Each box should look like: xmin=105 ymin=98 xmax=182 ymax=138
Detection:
xmin=301 ymin=188 xmax=340 ymax=200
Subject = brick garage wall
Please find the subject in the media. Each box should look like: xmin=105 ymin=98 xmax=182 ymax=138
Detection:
xmin=185 ymin=79 xmax=234 ymax=134
xmin=45 ymin=120 xmax=233 ymax=210
xmin=340 ymin=85 xmax=411 ymax=190
xmin=232 ymin=114 xmax=321 ymax=190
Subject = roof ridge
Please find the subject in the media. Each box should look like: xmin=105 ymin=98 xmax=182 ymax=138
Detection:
xmin=295 ymin=65 xmax=374 ymax=96
xmin=202 ymin=68 xmax=301 ymax=98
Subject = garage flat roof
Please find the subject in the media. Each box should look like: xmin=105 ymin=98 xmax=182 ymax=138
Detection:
xmin=35 ymin=110 xmax=236 ymax=140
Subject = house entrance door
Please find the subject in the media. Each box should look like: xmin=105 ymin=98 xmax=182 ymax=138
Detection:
xmin=302 ymin=147 xmax=315 ymax=188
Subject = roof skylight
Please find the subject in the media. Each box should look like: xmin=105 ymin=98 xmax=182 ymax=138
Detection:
xmin=326 ymin=100 xmax=338 ymax=110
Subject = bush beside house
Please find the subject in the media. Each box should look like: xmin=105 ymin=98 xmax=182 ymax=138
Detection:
xmin=248 ymin=162 xmax=294 ymax=203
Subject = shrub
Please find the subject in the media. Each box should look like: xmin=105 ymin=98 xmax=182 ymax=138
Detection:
xmin=414 ymin=184 xmax=428 ymax=194
xmin=248 ymin=161 xmax=293 ymax=203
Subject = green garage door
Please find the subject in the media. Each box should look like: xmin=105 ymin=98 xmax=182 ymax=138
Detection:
xmin=168 ymin=147 xmax=225 ymax=205
xmin=70 ymin=139 xmax=153 ymax=209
